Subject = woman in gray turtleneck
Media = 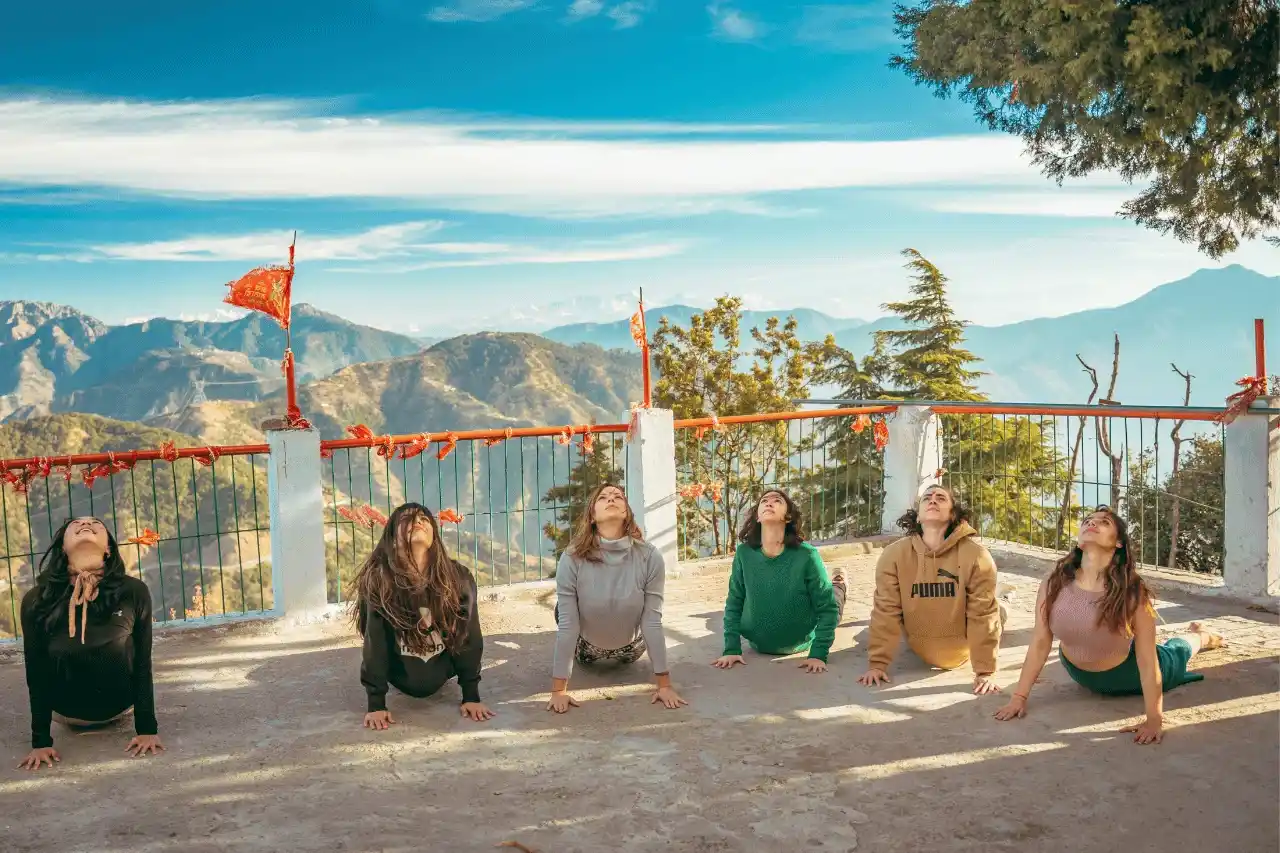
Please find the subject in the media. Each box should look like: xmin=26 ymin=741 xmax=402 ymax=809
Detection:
xmin=547 ymin=483 xmax=687 ymax=714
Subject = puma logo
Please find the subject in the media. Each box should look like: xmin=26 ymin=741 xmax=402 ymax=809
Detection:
xmin=937 ymin=569 xmax=958 ymax=582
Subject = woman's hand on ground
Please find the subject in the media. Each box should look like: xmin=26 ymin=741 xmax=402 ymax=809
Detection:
xmin=857 ymin=668 xmax=890 ymax=686
xmin=363 ymin=711 xmax=394 ymax=730
xmin=1121 ymin=716 xmax=1163 ymax=745
xmin=711 ymin=655 xmax=745 ymax=669
xmin=993 ymin=696 xmax=1027 ymax=721
xmin=799 ymin=658 xmax=827 ymax=674
xmin=126 ymin=735 xmax=165 ymax=758
xmin=17 ymin=747 xmax=60 ymax=770
xmin=460 ymin=702 xmax=496 ymax=722
xmin=546 ymin=692 xmax=580 ymax=714
xmin=972 ymin=674 xmax=1001 ymax=695
xmin=651 ymin=686 xmax=688 ymax=709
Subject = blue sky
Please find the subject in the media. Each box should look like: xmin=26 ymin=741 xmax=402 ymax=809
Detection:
xmin=0 ymin=0 xmax=1275 ymax=336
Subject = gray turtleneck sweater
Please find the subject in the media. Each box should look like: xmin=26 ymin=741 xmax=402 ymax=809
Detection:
xmin=552 ymin=536 xmax=669 ymax=680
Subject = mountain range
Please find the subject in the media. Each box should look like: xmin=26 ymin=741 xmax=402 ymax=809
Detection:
xmin=0 ymin=265 xmax=1273 ymax=453
xmin=543 ymin=265 xmax=1278 ymax=408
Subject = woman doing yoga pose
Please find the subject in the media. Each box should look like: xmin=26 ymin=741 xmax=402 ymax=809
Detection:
xmin=994 ymin=507 xmax=1223 ymax=744
xmin=352 ymin=503 xmax=495 ymax=729
xmin=19 ymin=517 xmax=162 ymax=770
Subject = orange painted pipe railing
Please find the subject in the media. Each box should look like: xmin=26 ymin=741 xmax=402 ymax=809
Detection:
xmin=0 ymin=443 xmax=270 ymax=472
xmin=674 ymin=406 xmax=897 ymax=429
xmin=319 ymin=422 xmax=632 ymax=452
xmin=929 ymin=404 xmax=1228 ymax=422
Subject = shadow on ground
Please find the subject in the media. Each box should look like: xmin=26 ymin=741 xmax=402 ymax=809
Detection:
xmin=1 ymin=548 xmax=1276 ymax=853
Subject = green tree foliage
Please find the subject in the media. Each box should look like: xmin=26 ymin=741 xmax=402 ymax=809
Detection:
xmin=1123 ymin=435 xmax=1225 ymax=573
xmin=651 ymin=297 xmax=837 ymax=557
xmin=891 ymin=0 xmax=1280 ymax=258
xmin=875 ymin=249 xmax=986 ymax=401
xmin=822 ymin=249 xmax=1069 ymax=543
xmin=0 ymin=414 xmax=272 ymax=640
xmin=540 ymin=435 xmax=626 ymax=570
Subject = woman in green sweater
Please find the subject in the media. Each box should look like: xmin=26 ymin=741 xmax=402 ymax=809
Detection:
xmin=712 ymin=489 xmax=845 ymax=673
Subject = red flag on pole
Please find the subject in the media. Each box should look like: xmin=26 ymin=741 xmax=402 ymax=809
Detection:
xmin=223 ymin=235 xmax=295 ymax=329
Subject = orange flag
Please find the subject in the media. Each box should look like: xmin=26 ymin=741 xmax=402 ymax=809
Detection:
xmin=224 ymin=237 xmax=295 ymax=329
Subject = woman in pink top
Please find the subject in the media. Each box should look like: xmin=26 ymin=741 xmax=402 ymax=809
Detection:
xmin=993 ymin=506 xmax=1222 ymax=745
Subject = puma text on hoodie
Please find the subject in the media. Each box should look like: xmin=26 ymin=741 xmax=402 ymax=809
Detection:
xmin=865 ymin=522 xmax=1001 ymax=674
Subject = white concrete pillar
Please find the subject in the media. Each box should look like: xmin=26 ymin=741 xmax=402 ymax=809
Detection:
xmin=1224 ymin=397 xmax=1279 ymax=597
xmin=880 ymin=405 xmax=941 ymax=534
xmin=628 ymin=408 xmax=679 ymax=571
xmin=265 ymin=427 xmax=330 ymax=623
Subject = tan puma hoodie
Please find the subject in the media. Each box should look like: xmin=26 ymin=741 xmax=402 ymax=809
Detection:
xmin=866 ymin=522 xmax=1001 ymax=674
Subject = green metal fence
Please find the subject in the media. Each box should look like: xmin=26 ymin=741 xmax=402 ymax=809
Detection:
xmin=934 ymin=408 xmax=1229 ymax=574
xmin=672 ymin=408 xmax=895 ymax=559
xmin=1 ymin=448 xmax=273 ymax=641
xmin=321 ymin=426 xmax=632 ymax=599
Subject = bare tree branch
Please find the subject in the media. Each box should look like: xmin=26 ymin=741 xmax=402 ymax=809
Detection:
xmin=1167 ymin=363 xmax=1193 ymax=568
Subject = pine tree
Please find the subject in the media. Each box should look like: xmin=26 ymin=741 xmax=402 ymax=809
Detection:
xmin=868 ymin=249 xmax=1068 ymax=542
xmin=541 ymin=435 xmax=626 ymax=569
xmin=876 ymin=249 xmax=985 ymax=402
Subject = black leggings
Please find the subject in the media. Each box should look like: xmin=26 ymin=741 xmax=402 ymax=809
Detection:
xmin=390 ymin=653 xmax=457 ymax=699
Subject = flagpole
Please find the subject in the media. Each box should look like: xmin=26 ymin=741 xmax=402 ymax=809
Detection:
xmin=639 ymin=287 xmax=652 ymax=408
xmin=284 ymin=231 xmax=301 ymax=424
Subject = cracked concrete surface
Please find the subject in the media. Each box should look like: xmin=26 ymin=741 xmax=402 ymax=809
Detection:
xmin=1 ymin=545 xmax=1277 ymax=853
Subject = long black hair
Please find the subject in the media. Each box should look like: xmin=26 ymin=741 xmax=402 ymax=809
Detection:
xmin=737 ymin=488 xmax=806 ymax=549
xmin=30 ymin=517 xmax=129 ymax=634
xmin=347 ymin=503 xmax=472 ymax=656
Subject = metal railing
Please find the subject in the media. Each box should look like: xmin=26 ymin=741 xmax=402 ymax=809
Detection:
xmin=319 ymin=424 xmax=632 ymax=596
xmin=931 ymin=403 xmax=1229 ymax=575
xmin=672 ymin=407 xmax=897 ymax=558
xmin=0 ymin=445 xmax=273 ymax=641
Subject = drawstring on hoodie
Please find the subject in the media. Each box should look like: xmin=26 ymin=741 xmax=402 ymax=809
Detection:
xmin=68 ymin=570 xmax=103 ymax=643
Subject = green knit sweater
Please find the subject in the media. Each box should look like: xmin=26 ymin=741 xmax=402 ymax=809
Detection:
xmin=721 ymin=543 xmax=840 ymax=662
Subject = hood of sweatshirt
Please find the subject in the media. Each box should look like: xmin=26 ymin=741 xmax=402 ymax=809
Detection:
xmin=909 ymin=521 xmax=978 ymax=560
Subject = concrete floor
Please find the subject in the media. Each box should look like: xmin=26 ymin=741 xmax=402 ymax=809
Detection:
xmin=2 ymin=545 xmax=1277 ymax=853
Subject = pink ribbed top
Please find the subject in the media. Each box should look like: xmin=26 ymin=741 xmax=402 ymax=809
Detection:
xmin=1047 ymin=582 xmax=1131 ymax=664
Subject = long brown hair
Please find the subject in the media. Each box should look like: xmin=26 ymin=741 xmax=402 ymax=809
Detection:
xmin=1042 ymin=506 xmax=1152 ymax=637
xmin=738 ymin=488 xmax=805 ymax=549
xmin=894 ymin=485 xmax=973 ymax=538
xmin=348 ymin=503 xmax=471 ymax=656
xmin=566 ymin=483 xmax=643 ymax=562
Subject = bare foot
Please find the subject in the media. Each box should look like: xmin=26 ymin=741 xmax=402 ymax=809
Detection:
xmin=1190 ymin=622 xmax=1224 ymax=651
xmin=832 ymin=574 xmax=845 ymax=586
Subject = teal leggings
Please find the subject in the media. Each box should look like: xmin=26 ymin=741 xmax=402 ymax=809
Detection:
xmin=1060 ymin=638 xmax=1203 ymax=696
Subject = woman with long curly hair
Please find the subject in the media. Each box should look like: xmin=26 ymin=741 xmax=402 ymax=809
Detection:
xmin=350 ymin=502 xmax=494 ymax=730
xmin=18 ymin=516 xmax=162 ymax=771
xmin=994 ymin=507 xmax=1222 ymax=745
xmin=712 ymin=489 xmax=845 ymax=674
xmin=548 ymin=483 xmax=685 ymax=714
xmin=859 ymin=485 xmax=1004 ymax=695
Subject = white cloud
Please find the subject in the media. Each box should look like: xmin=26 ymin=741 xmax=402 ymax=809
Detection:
xmin=428 ymin=0 xmax=535 ymax=22
xmin=708 ymin=1 xmax=764 ymax=41
xmin=923 ymin=190 xmax=1135 ymax=218
xmin=85 ymin=222 xmax=445 ymax=262
xmin=566 ymin=0 xmax=604 ymax=20
xmin=328 ymin=236 xmax=691 ymax=273
xmin=24 ymin=220 xmax=687 ymax=272
xmin=608 ymin=1 xmax=650 ymax=28
xmin=795 ymin=4 xmax=896 ymax=52
xmin=0 ymin=96 xmax=1104 ymax=220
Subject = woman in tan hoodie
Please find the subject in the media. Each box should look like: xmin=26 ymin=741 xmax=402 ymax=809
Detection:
xmin=858 ymin=485 xmax=1004 ymax=695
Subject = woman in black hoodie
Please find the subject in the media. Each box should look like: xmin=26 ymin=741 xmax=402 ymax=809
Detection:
xmin=19 ymin=516 xmax=162 ymax=770
xmin=350 ymin=503 xmax=495 ymax=729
